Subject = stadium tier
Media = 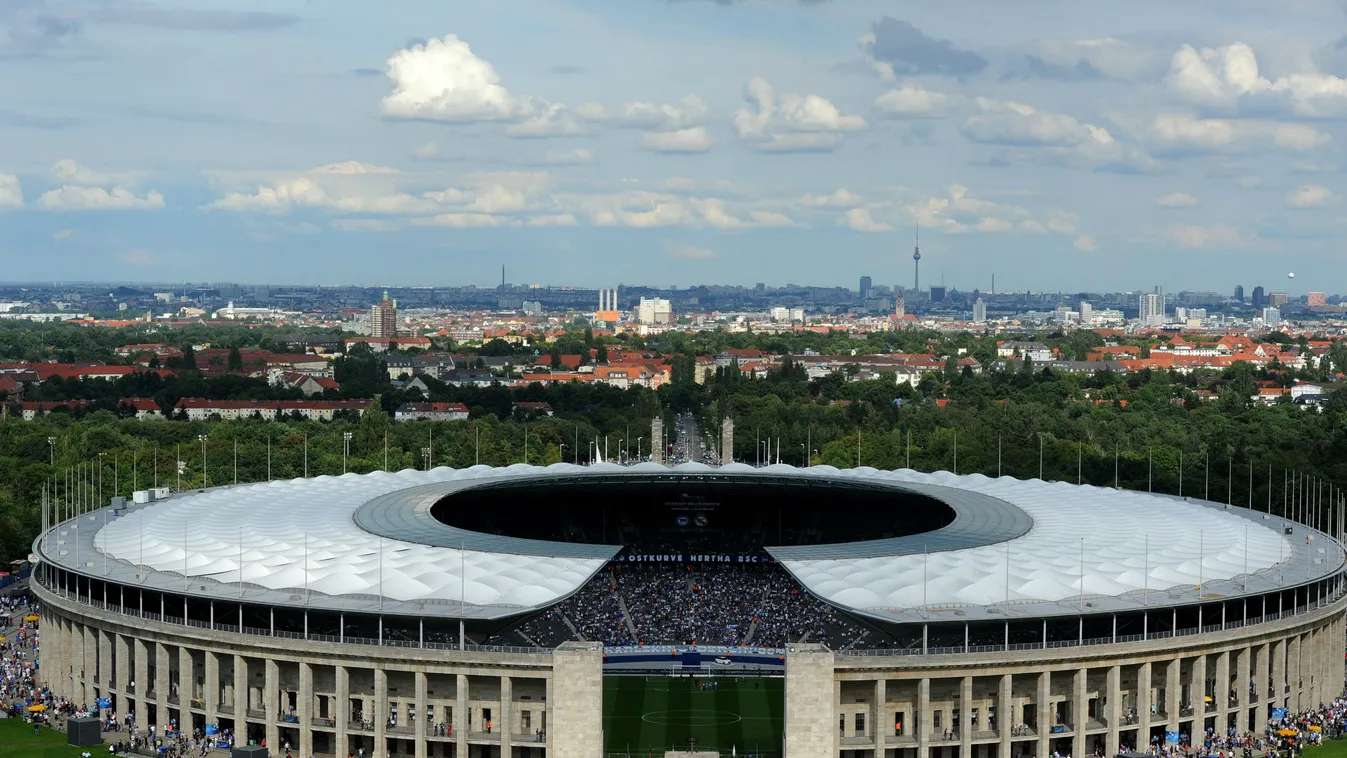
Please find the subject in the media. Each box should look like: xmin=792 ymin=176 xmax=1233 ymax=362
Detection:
xmin=30 ymin=463 xmax=1347 ymax=758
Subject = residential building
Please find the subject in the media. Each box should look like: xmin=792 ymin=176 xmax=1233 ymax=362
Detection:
xmin=393 ymin=402 xmax=469 ymax=422
xmin=512 ymin=402 xmax=554 ymax=417
xmin=996 ymin=342 xmax=1053 ymax=361
xmin=370 ymin=291 xmax=398 ymax=338
xmin=1268 ymin=292 xmax=1289 ymax=309
xmin=1263 ymin=307 xmax=1282 ymax=326
xmin=175 ymin=398 xmax=372 ymax=421
xmin=972 ymin=298 xmax=987 ymax=324
xmin=117 ymin=398 xmax=162 ymax=420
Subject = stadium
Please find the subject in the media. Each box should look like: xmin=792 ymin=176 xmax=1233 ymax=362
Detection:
xmin=31 ymin=462 xmax=1347 ymax=758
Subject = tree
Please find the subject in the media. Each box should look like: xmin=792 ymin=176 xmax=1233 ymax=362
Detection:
xmin=227 ymin=347 xmax=244 ymax=372
xmin=181 ymin=344 xmax=198 ymax=370
xmin=596 ymin=343 xmax=609 ymax=363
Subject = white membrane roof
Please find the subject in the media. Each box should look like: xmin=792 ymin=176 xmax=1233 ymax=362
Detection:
xmin=774 ymin=468 xmax=1298 ymax=619
xmin=93 ymin=466 xmax=616 ymax=612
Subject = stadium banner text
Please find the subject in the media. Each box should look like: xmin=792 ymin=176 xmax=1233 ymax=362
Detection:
xmin=613 ymin=553 xmax=773 ymax=564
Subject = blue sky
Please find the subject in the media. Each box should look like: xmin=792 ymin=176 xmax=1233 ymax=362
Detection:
xmin=2 ymin=0 xmax=1346 ymax=293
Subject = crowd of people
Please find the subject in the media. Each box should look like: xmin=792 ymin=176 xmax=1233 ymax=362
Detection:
xmin=516 ymin=562 xmax=873 ymax=649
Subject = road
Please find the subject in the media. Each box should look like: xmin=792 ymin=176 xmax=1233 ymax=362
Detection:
xmin=671 ymin=412 xmax=707 ymax=464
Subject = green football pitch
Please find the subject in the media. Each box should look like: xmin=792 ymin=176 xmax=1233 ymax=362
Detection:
xmin=603 ymin=676 xmax=784 ymax=758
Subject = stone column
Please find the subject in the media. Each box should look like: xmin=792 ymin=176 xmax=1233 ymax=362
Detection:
xmin=179 ymin=646 xmax=193 ymax=713
xmin=82 ymin=624 xmax=95 ymax=705
xmin=553 ymin=641 xmax=604 ymax=758
xmin=335 ymin=666 xmax=349 ymax=758
xmin=1192 ymin=654 xmax=1207 ymax=727
xmin=374 ymin=667 xmax=388 ymax=754
xmin=1272 ymin=640 xmax=1286 ymax=710
xmin=456 ymin=673 xmax=468 ymax=758
xmin=155 ymin=642 xmax=170 ymax=728
xmin=1002 ymin=673 xmax=1012 ymax=758
xmin=875 ymin=678 xmax=887 ymax=751
xmin=264 ymin=658 xmax=279 ymax=751
xmin=204 ymin=651 xmax=219 ymax=728
xmin=1289 ymin=635 xmax=1303 ymax=711
xmin=114 ymin=634 xmax=130 ymax=718
xmin=1254 ymin=644 xmax=1269 ymax=728
xmin=1165 ymin=658 xmax=1180 ymax=732
xmin=543 ymin=675 xmax=552 ymax=757
xmin=1137 ymin=662 xmax=1152 ymax=739
xmin=1106 ymin=665 xmax=1121 ymax=754
xmin=1036 ymin=671 xmax=1050 ymax=758
xmin=97 ymin=630 xmax=112 ymax=709
xmin=917 ymin=677 xmax=931 ymax=758
xmin=132 ymin=638 xmax=149 ymax=723
xmin=42 ymin=615 xmax=60 ymax=698
xmin=1215 ymin=651 xmax=1230 ymax=724
xmin=416 ymin=672 xmax=428 ymax=758
xmin=1235 ymin=647 xmax=1250 ymax=734
xmin=1072 ymin=668 xmax=1087 ymax=758
xmin=298 ymin=662 xmax=313 ymax=757
xmin=233 ymin=656 xmax=248 ymax=717
xmin=961 ymin=675 xmax=973 ymax=758
xmin=501 ymin=674 xmax=513 ymax=758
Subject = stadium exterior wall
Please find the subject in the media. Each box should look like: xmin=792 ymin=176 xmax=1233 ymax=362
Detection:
xmin=34 ymin=573 xmax=1346 ymax=758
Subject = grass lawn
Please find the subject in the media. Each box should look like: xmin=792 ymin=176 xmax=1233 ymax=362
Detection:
xmin=603 ymin=676 xmax=784 ymax=757
xmin=0 ymin=717 xmax=91 ymax=758
xmin=1306 ymin=739 xmax=1347 ymax=758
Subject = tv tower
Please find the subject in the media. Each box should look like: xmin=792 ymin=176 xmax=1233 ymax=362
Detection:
xmin=912 ymin=223 xmax=921 ymax=293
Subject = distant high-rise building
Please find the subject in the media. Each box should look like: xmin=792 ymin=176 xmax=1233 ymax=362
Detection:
xmin=893 ymin=298 xmax=906 ymax=321
xmin=1080 ymin=301 xmax=1094 ymax=323
xmin=1234 ymin=284 xmax=1244 ymax=302
xmin=859 ymin=276 xmax=872 ymax=302
xmin=972 ymin=298 xmax=987 ymax=324
xmin=929 ymin=285 xmax=947 ymax=302
xmin=1263 ymin=307 xmax=1282 ymax=326
xmin=1139 ymin=292 xmax=1164 ymax=325
xmin=1252 ymin=286 xmax=1266 ymax=309
xmin=370 ymin=290 xmax=398 ymax=338
xmin=636 ymin=297 xmax=673 ymax=325
xmin=1268 ymin=292 xmax=1289 ymax=309
xmin=1308 ymin=291 xmax=1327 ymax=307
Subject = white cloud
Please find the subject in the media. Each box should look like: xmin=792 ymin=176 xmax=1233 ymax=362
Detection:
xmin=52 ymin=229 xmax=74 ymax=240
xmin=1157 ymin=192 xmax=1200 ymax=208
xmin=963 ymin=98 xmax=1115 ymax=148
xmin=1167 ymin=42 xmax=1347 ymax=115
xmin=204 ymin=165 xmax=552 ymax=217
xmin=1147 ymin=114 xmax=1330 ymax=152
xmin=579 ymin=95 xmax=708 ymax=131
xmin=37 ymin=185 xmax=165 ymax=211
xmin=330 ymin=219 xmax=400 ymax=232
xmin=411 ymin=213 xmax=506 ymax=228
xmin=1024 ymin=37 xmax=1166 ymax=81
xmin=733 ymin=77 xmax=867 ymax=152
xmin=664 ymin=242 xmax=718 ymax=260
xmin=748 ymin=210 xmax=798 ymax=227
xmin=51 ymin=159 xmax=142 ymax=186
xmin=1073 ymin=234 xmax=1097 ymax=252
xmin=542 ymin=148 xmax=594 ymax=166
xmin=119 ymin=250 xmax=157 ymax=265
xmin=0 ymin=174 xmax=22 ymax=209
xmin=1285 ymin=184 xmax=1338 ymax=208
xmin=844 ymin=207 xmax=893 ymax=232
xmin=1161 ymin=224 xmax=1246 ymax=248
xmin=414 ymin=142 xmax=440 ymax=159
xmin=640 ymin=127 xmax=714 ymax=154
xmin=873 ymin=85 xmax=953 ymax=118
xmin=380 ymin=35 xmax=574 ymax=137
xmin=799 ymin=188 xmax=864 ymax=208
xmin=526 ymin=214 xmax=579 ymax=227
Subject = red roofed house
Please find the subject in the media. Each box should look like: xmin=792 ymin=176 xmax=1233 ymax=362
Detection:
xmin=118 ymin=398 xmax=162 ymax=420
xmin=394 ymin=402 xmax=470 ymax=422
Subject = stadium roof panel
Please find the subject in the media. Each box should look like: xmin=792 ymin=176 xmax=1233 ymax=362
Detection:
xmin=43 ymin=463 xmax=1343 ymax=623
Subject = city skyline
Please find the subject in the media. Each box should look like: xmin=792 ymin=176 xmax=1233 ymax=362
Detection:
xmin=3 ymin=0 xmax=1347 ymax=289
